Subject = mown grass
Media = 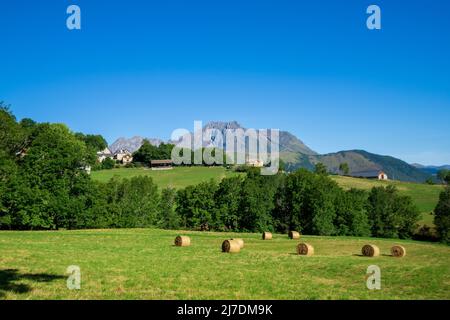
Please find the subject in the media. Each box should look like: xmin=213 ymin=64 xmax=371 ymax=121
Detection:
xmin=0 ymin=229 xmax=449 ymax=300
xmin=331 ymin=176 xmax=444 ymax=225
xmin=91 ymin=166 xmax=241 ymax=189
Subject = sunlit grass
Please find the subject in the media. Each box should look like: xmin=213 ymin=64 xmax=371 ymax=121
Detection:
xmin=0 ymin=229 xmax=449 ymax=300
xmin=91 ymin=166 xmax=241 ymax=189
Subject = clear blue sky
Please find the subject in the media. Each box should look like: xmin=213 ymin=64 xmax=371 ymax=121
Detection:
xmin=1 ymin=0 xmax=449 ymax=165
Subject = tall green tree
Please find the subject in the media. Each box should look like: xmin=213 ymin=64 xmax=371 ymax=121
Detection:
xmin=367 ymin=186 xmax=420 ymax=239
xmin=274 ymin=169 xmax=338 ymax=235
xmin=334 ymin=189 xmax=371 ymax=236
xmin=133 ymin=140 xmax=175 ymax=165
xmin=1 ymin=123 xmax=96 ymax=229
xmin=214 ymin=176 xmax=244 ymax=231
xmin=434 ymin=187 xmax=450 ymax=244
xmin=176 ymin=180 xmax=218 ymax=230
xmin=75 ymin=133 xmax=108 ymax=152
xmin=239 ymin=171 xmax=282 ymax=232
xmin=314 ymin=162 xmax=328 ymax=175
xmin=158 ymin=188 xmax=180 ymax=230
xmin=0 ymin=103 xmax=26 ymax=156
xmin=110 ymin=176 xmax=160 ymax=228
xmin=339 ymin=162 xmax=350 ymax=175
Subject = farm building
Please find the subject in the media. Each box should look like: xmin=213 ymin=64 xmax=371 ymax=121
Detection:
xmin=349 ymin=170 xmax=388 ymax=180
xmin=97 ymin=147 xmax=113 ymax=162
xmin=151 ymin=159 xmax=173 ymax=170
xmin=114 ymin=149 xmax=133 ymax=164
xmin=246 ymin=159 xmax=264 ymax=168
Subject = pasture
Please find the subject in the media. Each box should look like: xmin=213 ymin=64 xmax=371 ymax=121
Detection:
xmin=0 ymin=229 xmax=449 ymax=300
xmin=91 ymin=166 xmax=241 ymax=189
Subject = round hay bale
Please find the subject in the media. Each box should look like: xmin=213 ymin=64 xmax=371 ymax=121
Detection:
xmin=297 ymin=243 xmax=314 ymax=256
xmin=222 ymin=240 xmax=241 ymax=253
xmin=289 ymin=231 xmax=301 ymax=240
xmin=262 ymin=232 xmax=273 ymax=240
xmin=231 ymin=238 xmax=245 ymax=249
xmin=391 ymin=245 xmax=406 ymax=258
xmin=362 ymin=244 xmax=380 ymax=257
xmin=174 ymin=236 xmax=191 ymax=247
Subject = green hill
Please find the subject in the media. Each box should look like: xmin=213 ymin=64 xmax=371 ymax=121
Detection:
xmin=91 ymin=166 xmax=241 ymax=189
xmin=0 ymin=228 xmax=448 ymax=300
xmin=331 ymin=175 xmax=444 ymax=225
xmin=282 ymin=150 xmax=433 ymax=183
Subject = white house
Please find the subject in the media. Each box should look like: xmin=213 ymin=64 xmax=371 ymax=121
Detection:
xmin=114 ymin=149 xmax=133 ymax=164
xmin=246 ymin=159 xmax=264 ymax=168
xmin=97 ymin=147 xmax=113 ymax=163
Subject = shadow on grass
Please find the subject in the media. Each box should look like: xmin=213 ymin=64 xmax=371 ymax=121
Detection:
xmin=353 ymin=254 xmax=394 ymax=258
xmin=0 ymin=269 xmax=65 ymax=298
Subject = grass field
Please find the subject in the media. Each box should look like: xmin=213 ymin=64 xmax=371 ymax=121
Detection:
xmin=91 ymin=166 xmax=241 ymax=189
xmin=0 ymin=229 xmax=449 ymax=300
xmin=331 ymin=176 xmax=444 ymax=225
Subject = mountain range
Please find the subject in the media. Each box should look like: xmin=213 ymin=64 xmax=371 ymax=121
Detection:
xmin=411 ymin=164 xmax=450 ymax=176
xmin=109 ymin=121 xmax=441 ymax=183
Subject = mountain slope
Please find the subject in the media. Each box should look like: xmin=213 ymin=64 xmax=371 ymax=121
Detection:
xmin=412 ymin=164 xmax=450 ymax=175
xmin=109 ymin=136 xmax=162 ymax=153
xmin=313 ymin=150 xmax=432 ymax=182
xmin=202 ymin=121 xmax=317 ymax=155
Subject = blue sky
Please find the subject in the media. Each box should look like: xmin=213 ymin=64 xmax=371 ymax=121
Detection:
xmin=1 ymin=0 xmax=449 ymax=165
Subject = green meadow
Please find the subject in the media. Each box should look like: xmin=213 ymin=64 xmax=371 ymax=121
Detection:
xmin=0 ymin=229 xmax=449 ymax=300
xmin=91 ymin=166 xmax=241 ymax=189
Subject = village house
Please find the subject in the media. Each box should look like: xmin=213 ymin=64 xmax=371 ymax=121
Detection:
xmin=350 ymin=170 xmax=389 ymax=181
xmin=114 ymin=149 xmax=133 ymax=164
xmin=246 ymin=159 xmax=264 ymax=168
xmin=96 ymin=147 xmax=113 ymax=162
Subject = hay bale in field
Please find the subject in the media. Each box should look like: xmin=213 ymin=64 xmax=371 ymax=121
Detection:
xmin=297 ymin=243 xmax=314 ymax=256
xmin=174 ymin=236 xmax=191 ymax=247
xmin=289 ymin=231 xmax=301 ymax=240
xmin=362 ymin=244 xmax=380 ymax=257
xmin=231 ymin=238 xmax=244 ymax=249
xmin=391 ymin=245 xmax=406 ymax=258
xmin=222 ymin=240 xmax=241 ymax=253
xmin=262 ymin=232 xmax=273 ymax=240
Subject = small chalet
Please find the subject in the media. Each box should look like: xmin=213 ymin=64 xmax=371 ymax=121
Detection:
xmin=151 ymin=159 xmax=173 ymax=170
xmin=350 ymin=170 xmax=388 ymax=181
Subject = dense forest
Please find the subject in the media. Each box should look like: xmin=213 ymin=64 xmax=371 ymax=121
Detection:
xmin=1 ymin=104 xmax=449 ymax=243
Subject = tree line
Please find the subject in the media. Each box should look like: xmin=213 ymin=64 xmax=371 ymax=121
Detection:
xmin=174 ymin=168 xmax=420 ymax=239
xmin=0 ymin=104 xmax=449 ymax=243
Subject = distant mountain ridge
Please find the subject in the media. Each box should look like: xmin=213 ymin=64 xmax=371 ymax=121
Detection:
xmin=313 ymin=150 xmax=432 ymax=182
xmin=109 ymin=121 xmax=434 ymax=183
xmin=109 ymin=136 xmax=163 ymax=154
xmin=411 ymin=163 xmax=450 ymax=176
xmin=201 ymin=121 xmax=318 ymax=155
